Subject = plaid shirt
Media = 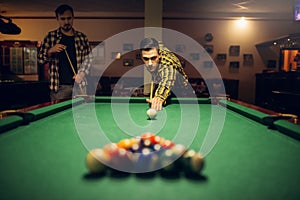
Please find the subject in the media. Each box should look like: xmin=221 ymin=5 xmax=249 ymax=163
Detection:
xmin=152 ymin=48 xmax=189 ymax=101
xmin=38 ymin=28 xmax=92 ymax=92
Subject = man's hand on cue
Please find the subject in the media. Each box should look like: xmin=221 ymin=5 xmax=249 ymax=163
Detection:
xmin=146 ymin=97 xmax=163 ymax=111
xmin=74 ymin=71 xmax=85 ymax=84
xmin=48 ymin=44 xmax=66 ymax=56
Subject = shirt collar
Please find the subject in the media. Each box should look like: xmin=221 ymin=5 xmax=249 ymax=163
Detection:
xmin=56 ymin=28 xmax=76 ymax=38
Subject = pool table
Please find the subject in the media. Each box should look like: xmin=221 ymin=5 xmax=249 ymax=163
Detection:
xmin=0 ymin=96 xmax=300 ymax=200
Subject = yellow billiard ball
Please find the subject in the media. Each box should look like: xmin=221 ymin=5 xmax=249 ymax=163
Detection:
xmin=86 ymin=148 xmax=109 ymax=174
xmin=190 ymin=152 xmax=205 ymax=174
xmin=117 ymin=138 xmax=132 ymax=149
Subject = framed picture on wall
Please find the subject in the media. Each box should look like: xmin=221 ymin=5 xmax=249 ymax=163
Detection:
xmin=229 ymin=45 xmax=240 ymax=56
xmin=204 ymin=45 xmax=214 ymax=54
xmin=216 ymin=53 xmax=227 ymax=61
xmin=203 ymin=60 xmax=213 ymax=68
xmin=243 ymin=54 xmax=254 ymax=66
xmin=215 ymin=53 xmax=227 ymax=66
xmin=175 ymin=44 xmax=186 ymax=53
xmin=123 ymin=43 xmax=134 ymax=51
xmin=229 ymin=61 xmax=240 ymax=73
xmin=190 ymin=53 xmax=200 ymax=60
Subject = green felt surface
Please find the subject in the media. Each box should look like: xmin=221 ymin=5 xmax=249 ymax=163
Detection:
xmin=0 ymin=97 xmax=299 ymax=200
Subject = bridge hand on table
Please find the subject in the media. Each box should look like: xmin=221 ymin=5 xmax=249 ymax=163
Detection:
xmin=146 ymin=97 xmax=163 ymax=111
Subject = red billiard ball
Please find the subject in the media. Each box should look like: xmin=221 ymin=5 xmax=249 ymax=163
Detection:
xmin=160 ymin=139 xmax=174 ymax=149
xmin=102 ymin=143 xmax=120 ymax=167
xmin=141 ymin=132 xmax=155 ymax=140
xmin=103 ymin=143 xmax=134 ymax=173
xmin=103 ymin=143 xmax=119 ymax=156
xmin=141 ymin=133 xmax=162 ymax=145
xmin=151 ymin=135 xmax=162 ymax=145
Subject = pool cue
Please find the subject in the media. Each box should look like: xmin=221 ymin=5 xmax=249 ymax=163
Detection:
xmin=150 ymin=80 xmax=154 ymax=100
xmin=63 ymin=48 xmax=84 ymax=95
xmin=148 ymin=80 xmax=154 ymax=108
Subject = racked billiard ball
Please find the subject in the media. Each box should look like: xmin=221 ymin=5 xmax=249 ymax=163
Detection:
xmin=170 ymin=144 xmax=187 ymax=170
xmin=160 ymin=149 xmax=178 ymax=174
xmin=190 ymin=152 xmax=205 ymax=174
xmin=112 ymin=147 xmax=134 ymax=172
xmin=134 ymin=147 xmax=153 ymax=172
xmin=160 ymin=139 xmax=174 ymax=149
xmin=117 ymin=138 xmax=132 ymax=150
xmin=86 ymin=148 xmax=109 ymax=174
xmin=182 ymin=149 xmax=205 ymax=176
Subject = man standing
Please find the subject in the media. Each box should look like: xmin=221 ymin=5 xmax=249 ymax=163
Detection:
xmin=38 ymin=4 xmax=92 ymax=101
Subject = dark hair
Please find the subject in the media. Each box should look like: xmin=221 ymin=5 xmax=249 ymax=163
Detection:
xmin=55 ymin=4 xmax=74 ymax=18
xmin=140 ymin=38 xmax=159 ymax=51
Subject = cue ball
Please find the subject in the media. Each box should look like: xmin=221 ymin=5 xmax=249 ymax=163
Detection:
xmin=147 ymin=108 xmax=157 ymax=119
xmin=86 ymin=148 xmax=108 ymax=174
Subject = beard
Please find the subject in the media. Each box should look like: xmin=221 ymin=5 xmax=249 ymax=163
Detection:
xmin=62 ymin=24 xmax=72 ymax=32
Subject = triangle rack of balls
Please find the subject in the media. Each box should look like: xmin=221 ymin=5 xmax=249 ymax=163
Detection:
xmin=86 ymin=132 xmax=205 ymax=176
